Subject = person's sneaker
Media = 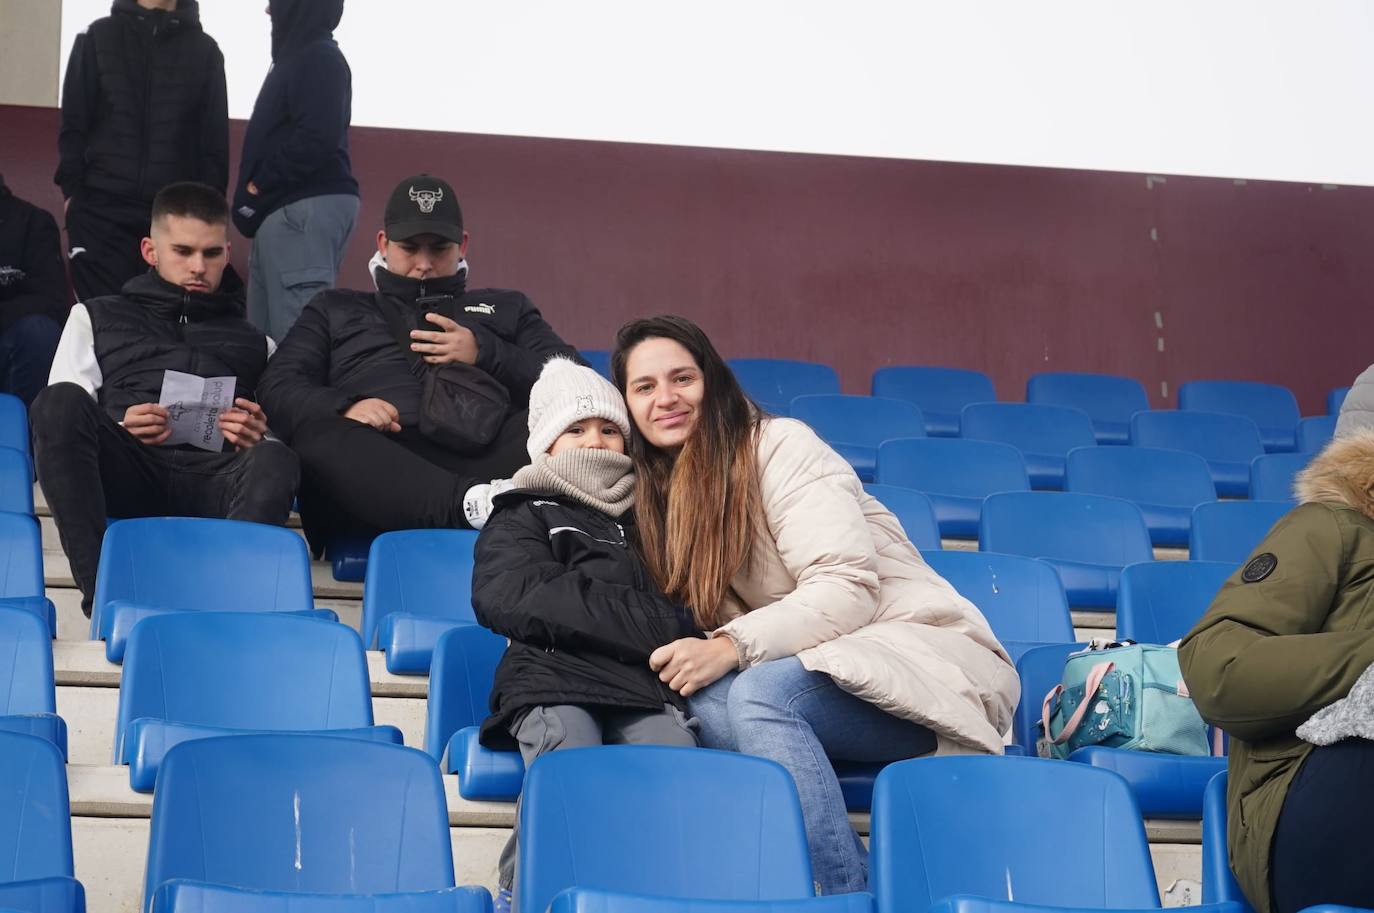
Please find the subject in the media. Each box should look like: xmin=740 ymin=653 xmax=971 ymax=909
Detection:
xmin=493 ymin=887 xmax=513 ymax=913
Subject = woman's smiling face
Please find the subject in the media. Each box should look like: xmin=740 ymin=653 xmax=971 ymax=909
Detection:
xmin=623 ymin=337 xmax=706 ymax=451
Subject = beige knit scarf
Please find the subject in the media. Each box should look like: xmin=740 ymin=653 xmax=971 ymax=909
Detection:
xmin=512 ymin=449 xmax=636 ymax=517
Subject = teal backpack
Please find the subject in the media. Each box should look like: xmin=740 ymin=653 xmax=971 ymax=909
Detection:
xmin=1040 ymin=642 xmax=1210 ymax=760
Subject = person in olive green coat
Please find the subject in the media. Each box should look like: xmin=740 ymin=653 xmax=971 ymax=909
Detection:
xmin=1179 ymin=430 xmax=1374 ymax=913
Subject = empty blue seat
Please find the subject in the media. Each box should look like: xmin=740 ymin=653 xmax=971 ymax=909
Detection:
xmin=980 ymin=492 xmax=1153 ymax=609
xmin=0 ymin=607 xmax=66 ymax=757
xmin=1179 ymin=380 xmax=1300 ymax=453
xmin=144 ymin=735 xmax=458 ymax=912
xmin=728 ymin=359 xmax=840 ymax=416
xmin=923 ymin=551 xmax=1073 ymax=663
xmin=1190 ymin=501 xmax=1292 ymax=564
xmin=870 ymin=756 xmax=1160 ymax=913
xmin=116 ymin=613 xmax=401 ymax=792
xmin=1203 ymin=772 xmax=1250 ymax=908
xmin=790 ymin=395 xmax=924 ymax=480
xmin=1328 ymin=386 xmax=1351 ymax=416
xmin=152 ymin=884 xmax=490 ymax=913
xmin=1026 ymin=372 xmax=1149 ymax=445
xmin=0 ymin=731 xmax=85 ymax=913
xmin=1297 ymin=415 xmax=1336 ymax=454
xmin=92 ymin=518 xmax=317 ymax=658
xmin=0 ymin=446 xmax=33 ymax=515
xmin=871 ymin=366 xmax=996 ymax=437
xmin=862 ymin=484 xmax=941 ymax=552
xmin=579 ymin=349 xmax=614 ymax=380
xmin=326 ymin=534 xmax=374 ymax=582
xmin=362 ymin=529 xmax=480 ymax=674
xmin=1069 ymin=745 xmax=1225 ymax=819
xmin=1130 ymin=411 xmax=1265 ymax=498
xmin=1117 ymin=561 xmax=1233 ymax=645
xmin=928 ymin=899 xmax=1246 ymax=913
xmin=1250 ymin=452 xmax=1311 ymax=503
xmin=1065 ymin=446 xmax=1215 ymax=548
xmin=519 ymin=746 xmax=812 ymax=913
xmin=0 ymin=512 xmax=53 ymax=635
xmin=550 ymin=890 xmax=874 ymax=913
xmin=876 ymin=438 xmax=1029 ymax=539
xmin=960 ymin=403 xmax=1096 ymax=490
xmin=0 ymin=393 xmax=29 ymax=458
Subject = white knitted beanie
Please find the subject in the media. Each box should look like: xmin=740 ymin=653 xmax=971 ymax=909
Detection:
xmin=526 ymin=356 xmax=632 ymax=459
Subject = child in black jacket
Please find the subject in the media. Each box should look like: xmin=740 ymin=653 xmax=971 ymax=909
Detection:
xmin=471 ymin=356 xmax=699 ymax=909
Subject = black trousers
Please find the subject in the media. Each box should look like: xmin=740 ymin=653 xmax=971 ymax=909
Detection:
xmin=1270 ymin=737 xmax=1374 ymax=913
xmin=64 ymin=194 xmax=148 ymax=302
xmin=30 ymin=382 xmax=300 ymax=613
xmin=290 ymin=411 xmax=529 ymax=544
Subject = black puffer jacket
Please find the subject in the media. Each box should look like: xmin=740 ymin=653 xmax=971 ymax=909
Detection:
xmin=257 ymin=268 xmax=579 ymax=441
xmin=473 ymin=491 xmax=698 ymax=748
xmin=55 ymin=0 xmax=228 ymax=205
xmin=0 ymin=177 xmax=70 ymax=331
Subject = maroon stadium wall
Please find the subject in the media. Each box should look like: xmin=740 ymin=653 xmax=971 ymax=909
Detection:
xmin=4 ymin=102 xmax=1366 ymax=414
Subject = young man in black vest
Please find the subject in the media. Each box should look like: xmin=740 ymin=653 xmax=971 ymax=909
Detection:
xmin=31 ymin=183 xmax=297 ymax=616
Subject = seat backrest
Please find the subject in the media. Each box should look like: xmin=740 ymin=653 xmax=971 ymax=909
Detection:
xmin=861 ymin=484 xmax=941 ymax=552
xmin=1202 ymin=771 xmax=1253 ymax=907
xmin=92 ymin=518 xmax=314 ymax=637
xmin=0 ymin=731 xmax=73 ymax=882
xmin=144 ymin=734 xmax=454 ymax=909
xmin=579 ymin=350 xmax=613 ymax=380
xmin=961 ymin=403 xmax=1096 ymax=457
xmin=728 ymin=359 xmax=840 ymax=414
xmin=422 ymin=624 xmax=508 ymax=759
xmin=1116 ymin=561 xmax=1234 ymax=644
xmin=876 ymin=438 xmax=1029 ymax=498
xmin=1297 ymin=415 xmax=1336 ymax=454
xmin=151 ymin=883 xmax=492 ymax=913
xmin=1012 ymin=642 xmax=1084 ymax=754
xmin=790 ymin=395 xmax=925 ymax=448
xmin=870 ymin=756 xmax=1159 ymax=912
xmin=0 ymin=511 xmax=44 ymax=599
xmin=361 ymin=529 xmax=480 ymax=648
xmin=923 ymin=551 xmax=1072 ymax=645
xmin=1249 ymin=453 xmax=1311 ymax=502
xmin=115 ymin=613 xmax=374 ymax=761
xmin=1026 ymin=372 xmax=1149 ymax=428
xmin=870 ymin=366 xmax=996 ymax=420
xmin=1065 ymin=446 xmax=1216 ymax=508
xmin=0 ymin=605 xmax=56 ymax=715
xmin=0 ymin=446 xmax=33 ymax=515
xmin=980 ymin=491 xmax=1154 ymax=568
xmin=1328 ymin=386 xmax=1351 ymax=416
xmin=1130 ymin=410 xmax=1265 ymax=464
xmin=518 ymin=746 xmax=812 ymax=913
xmin=1179 ymin=381 xmax=1300 ymax=437
xmin=549 ymin=890 xmax=877 ymax=913
xmin=1190 ymin=501 xmax=1292 ymax=564
xmin=0 ymin=394 xmax=29 ymax=456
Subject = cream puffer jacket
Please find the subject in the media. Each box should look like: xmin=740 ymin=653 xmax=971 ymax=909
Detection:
xmin=714 ymin=418 xmax=1020 ymax=754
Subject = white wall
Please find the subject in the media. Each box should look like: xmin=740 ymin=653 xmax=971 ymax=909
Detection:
xmin=58 ymin=0 xmax=1374 ymax=186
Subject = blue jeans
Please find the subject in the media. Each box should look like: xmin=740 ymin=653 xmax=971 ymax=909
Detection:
xmin=0 ymin=313 xmax=61 ymax=405
xmin=689 ymin=657 xmax=937 ymax=894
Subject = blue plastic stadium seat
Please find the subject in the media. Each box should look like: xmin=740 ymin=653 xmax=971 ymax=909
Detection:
xmin=980 ymin=492 xmax=1153 ymax=609
xmin=1026 ymin=372 xmax=1149 ymax=446
xmin=1179 ymin=380 xmax=1300 ymax=453
xmin=1297 ymin=415 xmax=1336 ymax=454
xmin=1190 ymin=500 xmax=1292 ymax=564
xmin=152 ymin=884 xmax=491 ymax=913
xmin=100 ymin=603 xmax=338 ymax=664
xmin=1130 ymin=410 xmax=1265 ymax=498
xmin=728 ymin=358 xmax=840 ymax=416
xmin=0 ymin=731 xmax=84 ymax=913
xmin=144 ymin=735 xmax=459 ymax=912
xmin=928 ymin=897 xmax=1245 ymax=913
xmin=1249 ymin=452 xmax=1311 ymax=503
xmin=425 ymin=625 xmax=524 ymax=799
xmin=870 ymin=756 xmax=1161 ymax=913
xmin=876 ymin=438 xmax=1029 ymax=539
xmin=1069 ymin=746 xmax=1225 ymax=818
xmin=550 ymin=889 xmax=875 ymax=913
xmin=923 ymin=551 xmax=1073 ymax=663
xmin=1012 ymin=643 xmax=1086 ymax=756
xmin=0 ymin=511 xmax=46 ymax=596
xmin=327 ymin=534 xmax=374 ymax=582
xmin=116 ymin=612 xmax=401 ymax=792
xmin=0 ymin=393 xmax=30 ymax=458
xmin=862 ymin=484 xmax=941 ymax=552
xmin=790 ymin=395 xmax=924 ymax=480
xmin=579 ymin=350 xmax=614 ymax=380
xmin=1064 ymin=446 xmax=1215 ymax=548
xmin=1328 ymin=386 xmax=1351 ymax=416
xmin=0 ymin=607 xmax=66 ymax=758
xmin=960 ymin=403 xmax=1096 ymax=490
xmin=519 ymin=746 xmax=812 ymax=913
xmin=91 ymin=517 xmax=315 ymax=650
xmin=362 ymin=529 xmax=480 ymax=674
xmin=0 ymin=446 xmax=33 ymax=514
xmin=1203 ymin=772 xmax=1251 ymax=908
xmin=871 ymin=366 xmax=995 ymax=437
xmin=1117 ymin=561 xmax=1233 ymax=645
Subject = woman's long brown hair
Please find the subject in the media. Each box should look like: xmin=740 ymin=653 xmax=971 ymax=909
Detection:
xmin=611 ymin=315 xmax=766 ymax=630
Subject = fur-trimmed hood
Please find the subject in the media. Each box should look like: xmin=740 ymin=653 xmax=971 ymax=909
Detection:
xmin=1295 ymin=430 xmax=1374 ymax=520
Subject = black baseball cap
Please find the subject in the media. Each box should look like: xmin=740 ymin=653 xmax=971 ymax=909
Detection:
xmin=383 ymin=174 xmax=464 ymax=242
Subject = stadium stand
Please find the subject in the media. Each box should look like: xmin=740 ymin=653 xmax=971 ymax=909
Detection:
xmin=790 ymin=394 xmax=925 ymax=481
xmin=923 ymin=551 xmax=1073 ymax=663
xmin=960 ymin=402 xmax=1097 ymax=490
xmin=876 ymin=438 xmax=1029 ymax=539
xmin=361 ymin=529 xmax=480 ymax=674
xmin=1130 ymin=411 xmax=1265 ymax=498
xmin=1189 ymin=501 xmax=1293 ymax=564
xmin=1065 ymin=446 xmax=1216 ymax=548
xmin=0 ymin=731 xmax=86 ymax=913
xmin=0 ymin=605 xmax=66 ymax=757
xmin=1249 ymin=452 xmax=1311 ymax=503
xmin=727 ymin=358 xmax=840 ymax=416
xmin=1178 ymin=380 xmax=1301 ymax=453
xmin=861 ymin=484 xmax=941 ymax=552
xmin=870 ymin=366 xmax=996 ymax=437
xmin=1297 ymin=415 xmax=1336 ymax=453
xmin=1026 ymin=371 xmax=1150 ymax=445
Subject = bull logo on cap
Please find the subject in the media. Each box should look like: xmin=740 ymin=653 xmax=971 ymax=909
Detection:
xmin=409 ymin=186 xmax=443 ymax=214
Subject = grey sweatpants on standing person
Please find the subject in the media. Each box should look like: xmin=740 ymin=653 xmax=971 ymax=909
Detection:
xmin=247 ymin=193 xmax=359 ymax=341
xmin=498 ymin=704 xmax=698 ymax=896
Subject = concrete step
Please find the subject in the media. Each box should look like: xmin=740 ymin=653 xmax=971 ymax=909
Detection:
xmin=42 ymin=548 xmax=362 ymax=600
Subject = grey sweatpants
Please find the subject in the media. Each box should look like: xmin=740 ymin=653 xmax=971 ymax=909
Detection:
xmin=247 ymin=193 xmax=359 ymax=342
xmin=498 ymin=703 xmax=698 ymax=894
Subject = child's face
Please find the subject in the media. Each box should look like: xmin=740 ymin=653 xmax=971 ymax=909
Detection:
xmin=548 ymin=419 xmax=626 ymax=456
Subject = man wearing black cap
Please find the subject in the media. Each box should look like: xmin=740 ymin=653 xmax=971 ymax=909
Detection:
xmin=257 ymin=175 xmax=580 ymax=547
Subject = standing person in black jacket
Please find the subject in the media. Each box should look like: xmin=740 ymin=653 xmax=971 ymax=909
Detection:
xmin=232 ymin=0 xmax=359 ymax=341
xmin=55 ymin=0 xmax=228 ymax=302
xmin=30 ymin=183 xmax=298 ymax=616
xmin=0 ymin=176 xmax=69 ymax=405
xmin=472 ymin=356 xmax=699 ymax=913
xmin=256 ymin=174 xmax=579 ymax=551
